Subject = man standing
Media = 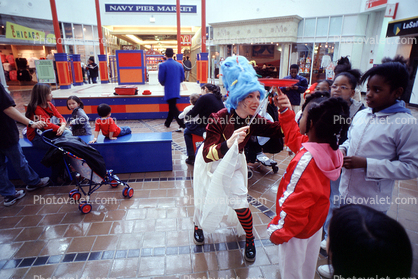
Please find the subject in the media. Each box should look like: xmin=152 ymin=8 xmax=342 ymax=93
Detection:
xmin=183 ymin=56 xmax=192 ymax=82
xmin=0 ymin=84 xmax=50 ymax=206
xmin=280 ymin=64 xmax=308 ymax=112
xmin=86 ymin=56 xmax=99 ymax=84
xmin=158 ymin=48 xmax=185 ymax=129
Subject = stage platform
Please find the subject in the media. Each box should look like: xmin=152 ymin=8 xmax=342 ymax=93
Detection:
xmin=51 ymin=73 xmax=201 ymax=120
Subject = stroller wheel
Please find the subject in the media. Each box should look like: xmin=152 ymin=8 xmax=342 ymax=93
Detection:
xmin=80 ymin=203 xmax=92 ymax=214
xmin=69 ymin=189 xmax=78 ymax=198
xmin=110 ymin=180 xmax=119 ymax=188
xmin=122 ymin=187 xmax=134 ymax=198
xmin=272 ymin=165 xmax=279 ymax=174
xmin=248 ymin=169 xmax=254 ymax=180
xmin=70 ymin=191 xmax=81 ymax=201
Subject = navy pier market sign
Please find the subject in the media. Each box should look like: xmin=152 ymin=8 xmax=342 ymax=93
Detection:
xmin=105 ymin=4 xmax=197 ymax=13
xmin=386 ymin=16 xmax=418 ymax=37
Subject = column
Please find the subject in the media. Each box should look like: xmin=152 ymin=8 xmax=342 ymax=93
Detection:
xmin=70 ymin=54 xmax=83 ymax=86
xmin=98 ymin=55 xmax=109 ymax=84
xmin=54 ymin=53 xmax=71 ymax=89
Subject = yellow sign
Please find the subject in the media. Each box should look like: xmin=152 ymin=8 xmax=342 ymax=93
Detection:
xmin=5 ymin=21 xmax=45 ymax=41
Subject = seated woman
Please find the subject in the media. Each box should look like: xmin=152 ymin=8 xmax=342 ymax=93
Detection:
xmin=25 ymin=83 xmax=72 ymax=183
xmin=183 ymin=83 xmax=224 ymax=165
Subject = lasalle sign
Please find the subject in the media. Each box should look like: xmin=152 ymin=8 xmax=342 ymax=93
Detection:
xmin=105 ymin=4 xmax=197 ymax=13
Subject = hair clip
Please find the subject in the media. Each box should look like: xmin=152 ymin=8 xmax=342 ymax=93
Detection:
xmin=231 ymin=80 xmax=238 ymax=86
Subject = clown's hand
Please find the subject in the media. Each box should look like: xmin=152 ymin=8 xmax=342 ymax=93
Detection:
xmin=227 ymin=126 xmax=248 ymax=148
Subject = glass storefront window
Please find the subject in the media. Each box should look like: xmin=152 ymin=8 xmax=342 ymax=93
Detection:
xmin=73 ymin=24 xmax=83 ymax=40
xmin=311 ymin=42 xmax=338 ymax=84
xmin=290 ymin=43 xmax=313 ymax=83
xmin=329 ymin=16 xmax=342 ymax=36
xmin=93 ymin=26 xmax=98 ymax=40
xmin=304 ymin=19 xmax=316 ymax=37
xmin=316 ymin=17 xmax=329 ymax=37
xmin=63 ymin=23 xmax=72 ymax=39
xmin=83 ymin=26 xmax=92 ymax=41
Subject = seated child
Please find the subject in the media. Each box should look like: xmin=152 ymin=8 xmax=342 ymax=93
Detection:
xmin=67 ymin=95 xmax=92 ymax=136
xmin=179 ymin=93 xmax=200 ymax=128
xmin=89 ymin=103 xmax=131 ymax=143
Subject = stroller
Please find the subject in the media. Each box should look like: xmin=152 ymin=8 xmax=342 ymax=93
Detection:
xmin=245 ymin=92 xmax=284 ymax=179
xmin=40 ymin=130 xmax=134 ymax=214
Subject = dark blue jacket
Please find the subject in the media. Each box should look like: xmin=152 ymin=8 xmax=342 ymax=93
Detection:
xmin=280 ymin=75 xmax=308 ymax=105
xmin=158 ymin=58 xmax=185 ymax=101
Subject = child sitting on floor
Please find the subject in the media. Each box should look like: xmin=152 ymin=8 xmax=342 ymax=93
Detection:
xmin=89 ymin=103 xmax=131 ymax=143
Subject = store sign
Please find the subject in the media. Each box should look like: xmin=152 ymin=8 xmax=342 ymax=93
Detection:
xmin=5 ymin=22 xmax=45 ymax=41
xmin=35 ymin=60 xmax=56 ymax=84
xmin=180 ymin=35 xmax=191 ymax=46
xmin=105 ymin=4 xmax=197 ymax=13
xmin=365 ymin=0 xmax=387 ymax=9
xmin=386 ymin=16 xmax=418 ymax=37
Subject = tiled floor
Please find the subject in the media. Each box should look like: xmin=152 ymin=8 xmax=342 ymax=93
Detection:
xmin=1 ymin=87 xmax=417 ymax=278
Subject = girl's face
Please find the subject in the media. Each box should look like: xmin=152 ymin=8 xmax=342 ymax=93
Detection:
xmin=46 ymin=92 xmax=53 ymax=102
xmin=67 ymin=99 xmax=79 ymax=110
xmin=315 ymin=81 xmax=330 ymax=92
xmin=366 ymin=75 xmax=401 ymax=112
xmin=238 ymin=91 xmax=260 ymax=117
xmin=331 ymin=76 xmax=355 ymax=102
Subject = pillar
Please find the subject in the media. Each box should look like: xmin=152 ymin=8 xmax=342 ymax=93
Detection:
xmin=197 ymin=52 xmax=208 ymax=84
xmin=55 ymin=53 xmax=71 ymax=89
xmin=176 ymin=53 xmax=183 ymax=64
xmin=70 ymin=54 xmax=83 ymax=86
xmin=98 ymin=54 xmax=109 ymax=84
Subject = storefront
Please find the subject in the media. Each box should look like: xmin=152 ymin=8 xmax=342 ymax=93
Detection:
xmin=386 ymin=16 xmax=418 ymax=105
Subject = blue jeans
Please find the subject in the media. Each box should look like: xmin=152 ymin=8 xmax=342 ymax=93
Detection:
xmin=184 ymin=124 xmax=206 ymax=158
xmin=0 ymin=143 xmax=40 ymax=197
xmin=118 ymin=126 xmax=132 ymax=137
xmin=323 ymin=175 xmax=341 ymax=241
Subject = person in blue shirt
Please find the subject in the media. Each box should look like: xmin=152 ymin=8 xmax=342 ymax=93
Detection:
xmin=280 ymin=64 xmax=308 ymax=113
xmin=158 ymin=48 xmax=186 ymax=129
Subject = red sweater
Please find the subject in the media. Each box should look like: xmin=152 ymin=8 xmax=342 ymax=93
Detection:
xmin=267 ymin=110 xmax=343 ymax=244
xmin=27 ymin=102 xmax=66 ymax=141
xmin=94 ymin=117 xmax=121 ymax=137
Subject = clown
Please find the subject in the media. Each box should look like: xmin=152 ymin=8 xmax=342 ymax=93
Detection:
xmin=192 ymin=56 xmax=284 ymax=261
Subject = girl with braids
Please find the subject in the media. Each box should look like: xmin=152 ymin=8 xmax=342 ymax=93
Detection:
xmin=192 ymin=56 xmax=284 ymax=262
xmin=184 ymin=83 xmax=224 ymax=165
xmin=319 ymin=69 xmax=366 ymax=252
xmin=268 ymin=90 xmax=348 ymax=279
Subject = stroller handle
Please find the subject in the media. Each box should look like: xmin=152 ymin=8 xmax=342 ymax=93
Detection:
xmin=38 ymin=129 xmax=64 ymax=151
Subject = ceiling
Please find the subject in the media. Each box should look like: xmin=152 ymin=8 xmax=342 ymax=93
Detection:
xmin=104 ymin=25 xmax=200 ymax=53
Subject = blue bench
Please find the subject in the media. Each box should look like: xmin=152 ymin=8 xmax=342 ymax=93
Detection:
xmin=7 ymin=132 xmax=173 ymax=180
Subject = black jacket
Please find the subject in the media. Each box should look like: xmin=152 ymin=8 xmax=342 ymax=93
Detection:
xmin=41 ymin=135 xmax=106 ymax=178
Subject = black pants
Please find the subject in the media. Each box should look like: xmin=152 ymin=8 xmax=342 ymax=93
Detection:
xmin=165 ymin=98 xmax=185 ymax=128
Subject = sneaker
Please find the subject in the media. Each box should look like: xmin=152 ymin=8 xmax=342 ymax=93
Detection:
xmin=185 ymin=157 xmax=195 ymax=165
xmin=4 ymin=190 xmax=26 ymax=207
xmin=244 ymin=237 xmax=256 ymax=261
xmin=26 ymin=177 xmax=50 ymax=191
xmin=175 ymin=128 xmax=183 ymax=133
xmin=193 ymin=226 xmax=204 ymax=245
xmin=320 ymin=238 xmax=327 ymax=250
xmin=317 ymin=264 xmax=333 ymax=278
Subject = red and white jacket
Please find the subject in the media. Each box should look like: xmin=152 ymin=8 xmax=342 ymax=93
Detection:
xmin=267 ymin=109 xmax=343 ymax=244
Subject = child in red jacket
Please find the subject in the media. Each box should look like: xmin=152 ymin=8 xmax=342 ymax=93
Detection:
xmin=268 ymin=91 xmax=348 ymax=278
xmin=89 ymin=103 xmax=131 ymax=143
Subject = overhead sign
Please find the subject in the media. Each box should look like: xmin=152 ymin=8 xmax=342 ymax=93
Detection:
xmin=105 ymin=4 xmax=197 ymax=13
xmin=5 ymin=21 xmax=45 ymax=41
xmin=180 ymin=35 xmax=192 ymax=46
xmin=365 ymin=0 xmax=387 ymax=9
xmin=35 ymin=60 xmax=56 ymax=84
xmin=385 ymin=3 xmax=398 ymax=19
xmin=386 ymin=16 xmax=418 ymax=37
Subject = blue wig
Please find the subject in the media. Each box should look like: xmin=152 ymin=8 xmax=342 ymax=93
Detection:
xmin=221 ymin=56 xmax=266 ymax=112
